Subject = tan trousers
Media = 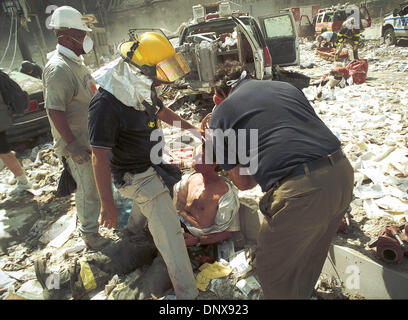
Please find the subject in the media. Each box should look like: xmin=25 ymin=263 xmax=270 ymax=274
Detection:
xmin=66 ymin=157 xmax=101 ymax=234
xmin=257 ymin=155 xmax=354 ymax=299
xmin=117 ymin=167 xmax=198 ymax=299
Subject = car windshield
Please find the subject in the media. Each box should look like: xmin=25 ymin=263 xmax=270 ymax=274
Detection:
xmin=262 ymin=15 xmax=294 ymax=37
xmin=333 ymin=10 xmax=347 ymax=22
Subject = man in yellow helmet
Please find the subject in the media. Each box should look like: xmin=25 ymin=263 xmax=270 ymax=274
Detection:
xmin=88 ymin=32 xmax=200 ymax=299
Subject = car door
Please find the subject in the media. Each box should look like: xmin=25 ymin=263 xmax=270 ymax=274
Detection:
xmin=394 ymin=7 xmax=408 ymax=37
xmin=299 ymin=15 xmax=315 ymax=37
xmin=258 ymin=11 xmax=299 ymax=66
xmin=232 ymin=16 xmax=264 ymax=80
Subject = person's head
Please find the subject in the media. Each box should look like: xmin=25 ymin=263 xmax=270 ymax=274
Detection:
xmin=212 ymin=60 xmax=248 ymax=106
xmin=119 ymin=32 xmax=190 ymax=83
xmin=49 ymin=6 xmax=93 ymax=56
xmin=321 ymin=27 xmax=328 ymax=33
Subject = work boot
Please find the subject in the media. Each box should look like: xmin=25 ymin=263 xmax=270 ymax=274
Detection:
xmin=82 ymin=232 xmax=111 ymax=250
xmin=34 ymin=257 xmax=70 ymax=300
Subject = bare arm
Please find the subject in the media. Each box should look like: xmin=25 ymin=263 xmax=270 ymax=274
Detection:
xmin=179 ymin=209 xmax=201 ymax=228
xmin=227 ymin=165 xmax=258 ymax=191
xmin=48 ymin=109 xmax=75 ymax=144
xmin=91 ymin=147 xmax=118 ymax=228
xmin=199 ymin=231 xmax=232 ymax=245
xmin=157 ymin=106 xmax=203 ymax=135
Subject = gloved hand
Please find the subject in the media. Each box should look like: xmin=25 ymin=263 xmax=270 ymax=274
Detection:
xmin=65 ymin=139 xmax=91 ymax=164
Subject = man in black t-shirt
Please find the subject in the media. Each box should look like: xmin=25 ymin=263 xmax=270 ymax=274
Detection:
xmin=208 ymin=60 xmax=354 ymax=299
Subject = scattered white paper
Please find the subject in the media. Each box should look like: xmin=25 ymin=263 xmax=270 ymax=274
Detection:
xmin=39 ymin=214 xmax=77 ymax=248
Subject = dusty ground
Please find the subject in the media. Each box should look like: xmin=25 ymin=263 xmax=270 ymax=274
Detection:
xmin=1 ymin=33 xmax=407 ymax=300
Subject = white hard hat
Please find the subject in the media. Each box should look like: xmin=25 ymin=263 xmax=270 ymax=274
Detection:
xmin=49 ymin=6 xmax=92 ymax=32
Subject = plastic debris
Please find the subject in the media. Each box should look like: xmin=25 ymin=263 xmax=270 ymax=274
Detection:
xmin=196 ymin=261 xmax=232 ymax=291
xmin=229 ymin=250 xmax=252 ymax=278
xmin=79 ymin=260 xmax=98 ymax=292
xmin=217 ymin=239 xmax=235 ymax=261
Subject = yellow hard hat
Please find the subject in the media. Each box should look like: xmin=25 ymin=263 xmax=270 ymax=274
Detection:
xmin=119 ymin=32 xmax=190 ymax=82
xmin=120 ymin=32 xmax=175 ymax=67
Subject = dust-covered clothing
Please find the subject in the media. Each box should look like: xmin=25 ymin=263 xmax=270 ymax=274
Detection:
xmin=88 ymin=76 xmax=198 ymax=299
xmin=43 ymin=45 xmax=97 ymax=157
xmin=116 ymin=168 xmax=199 ymax=299
xmin=257 ymin=152 xmax=354 ymax=298
xmin=43 ymin=44 xmax=100 ymax=234
xmin=173 ymin=172 xmax=240 ymax=237
xmin=66 ymin=157 xmax=101 ymax=234
xmin=320 ymin=31 xmax=336 ymax=42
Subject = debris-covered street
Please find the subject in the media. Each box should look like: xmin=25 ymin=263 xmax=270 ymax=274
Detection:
xmin=1 ymin=0 xmax=408 ymax=302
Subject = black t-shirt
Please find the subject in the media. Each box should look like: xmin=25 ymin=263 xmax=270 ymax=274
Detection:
xmin=88 ymin=87 xmax=164 ymax=185
xmin=209 ymin=79 xmax=341 ymax=192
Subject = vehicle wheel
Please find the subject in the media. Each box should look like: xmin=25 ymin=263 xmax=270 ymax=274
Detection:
xmin=384 ymin=28 xmax=396 ymax=46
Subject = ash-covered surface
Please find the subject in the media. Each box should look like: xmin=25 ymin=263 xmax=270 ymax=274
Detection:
xmin=1 ymin=27 xmax=408 ymax=300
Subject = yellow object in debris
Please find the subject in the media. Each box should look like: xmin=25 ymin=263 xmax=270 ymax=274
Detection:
xmin=196 ymin=262 xmax=232 ymax=291
xmin=79 ymin=261 xmax=97 ymax=292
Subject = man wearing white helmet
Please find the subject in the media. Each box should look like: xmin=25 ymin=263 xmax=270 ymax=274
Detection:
xmin=43 ymin=6 xmax=109 ymax=250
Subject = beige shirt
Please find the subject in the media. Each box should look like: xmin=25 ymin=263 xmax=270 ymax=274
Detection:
xmin=43 ymin=45 xmax=97 ymax=156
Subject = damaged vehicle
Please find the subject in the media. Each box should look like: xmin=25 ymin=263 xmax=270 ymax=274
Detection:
xmin=170 ymin=3 xmax=310 ymax=94
xmin=382 ymin=2 xmax=408 ymax=46
xmin=6 ymin=71 xmax=49 ymax=144
xmin=314 ymin=3 xmax=371 ymax=35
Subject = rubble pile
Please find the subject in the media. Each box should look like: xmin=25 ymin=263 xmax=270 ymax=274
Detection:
xmin=1 ymin=36 xmax=408 ymax=300
xmin=295 ymin=41 xmax=408 ymax=272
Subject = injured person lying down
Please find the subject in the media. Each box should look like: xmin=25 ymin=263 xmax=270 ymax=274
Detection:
xmin=173 ymin=147 xmax=240 ymax=247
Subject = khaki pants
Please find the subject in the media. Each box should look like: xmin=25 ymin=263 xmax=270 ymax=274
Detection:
xmin=257 ymin=155 xmax=354 ymax=299
xmin=117 ymin=167 xmax=198 ymax=299
xmin=67 ymin=157 xmax=101 ymax=234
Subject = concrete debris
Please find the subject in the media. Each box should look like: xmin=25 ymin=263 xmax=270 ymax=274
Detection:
xmin=0 ymin=269 xmax=16 ymax=292
xmin=16 ymin=279 xmax=44 ymax=300
xmin=1 ymin=19 xmax=408 ymax=300
xmin=236 ymin=275 xmax=261 ymax=296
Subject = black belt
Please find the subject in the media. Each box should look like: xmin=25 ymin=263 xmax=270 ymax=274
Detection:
xmin=274 ymin=149 xmax=345 ymax=189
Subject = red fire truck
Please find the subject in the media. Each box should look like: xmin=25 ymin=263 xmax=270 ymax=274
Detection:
xmin=314 ymin=3 xmax=371 ymax=35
